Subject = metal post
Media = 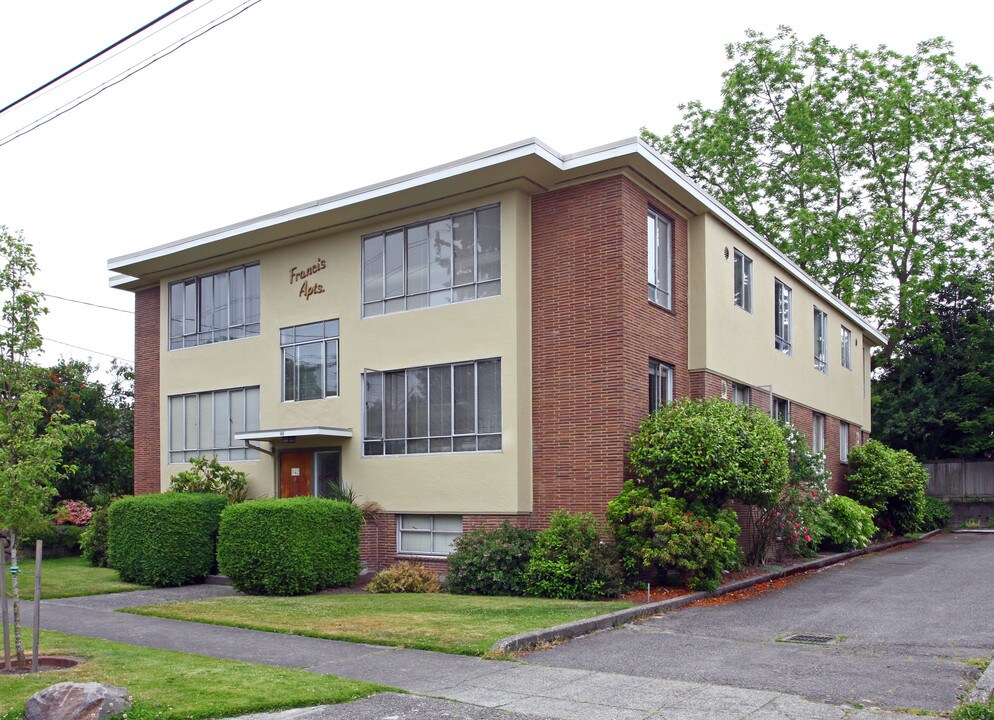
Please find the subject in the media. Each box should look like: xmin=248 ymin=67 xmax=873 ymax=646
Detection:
xmin=1 ymin=535 xmax=10 ymax=671
xmin=32 ymin=539 xmax=41 ymax=673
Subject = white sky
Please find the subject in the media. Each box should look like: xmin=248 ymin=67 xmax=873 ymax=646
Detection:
xmin=0 ymin=0 xmax=990 ymax=378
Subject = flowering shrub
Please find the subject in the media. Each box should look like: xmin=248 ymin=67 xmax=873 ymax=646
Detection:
xmin=169 ymin=456 xmax=248 ymax=503
xmin=447 ymin=522 xmax=537 ymax=596
xmin=55 ymin=499 xmax=93 ymax=526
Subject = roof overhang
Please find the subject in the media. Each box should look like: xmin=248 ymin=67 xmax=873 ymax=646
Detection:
xmin=234 ymin=426 xmax=353 ymax=442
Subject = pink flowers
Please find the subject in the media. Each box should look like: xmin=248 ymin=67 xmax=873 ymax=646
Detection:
xmin=55 ymin=499 xmax=92 ymax=526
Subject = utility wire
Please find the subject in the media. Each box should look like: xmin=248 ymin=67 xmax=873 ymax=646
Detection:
xmin=0 ymin=0 xmax=263 ymax=149
xmin=40 ymin=292 xmax=134 ymax=314
xmin=0 ymin=322 xmax=133 ymax=364
xmin=0 ymin=0 xmax=198 ymax=117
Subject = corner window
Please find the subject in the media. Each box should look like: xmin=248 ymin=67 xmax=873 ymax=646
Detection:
xmin=398 ymin=515 xmax=462 ymax=555
xmin=733 ymin=249 xmax=753 ymax=312
xmin=647 ymin=209 xmax=672 ymax=309
xmin=168 ymin=386 xmax=260 ymax=463
xmin=812 ymin=413 xmax=825 ymax=454
xmin=841 ymin=326 xmax=852 ymax=370
xmin=813 ymin=307 xmax=828 ymax=373
xmin=840 ymin=421 xmax=850 ymax=463
xmin=775 ymin=280 xmax=792 ymax=354
xmin=169 ymin=264 xmax=261 ymax=350
xmin=362 ymin=205 xmax=500 ymax=317
xmin=649 ymin=360 xmax=673 ymax=413
xmin=364 ymin=359 xmax=501 ymax=456
xmin=773 ymin=396 xmax=790 ymax=423
xmin=733 ymin=383 xmax=751 ymax=406
xmin=281 ymin=320 xmax=339 ymax=401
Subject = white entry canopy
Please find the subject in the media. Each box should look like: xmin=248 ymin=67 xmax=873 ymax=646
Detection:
xmin=234 ymin=426 xmax=353 ymax=442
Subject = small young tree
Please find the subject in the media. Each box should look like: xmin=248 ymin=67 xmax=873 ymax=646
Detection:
xmin=0 ymin=227 xmax=89 ymax=667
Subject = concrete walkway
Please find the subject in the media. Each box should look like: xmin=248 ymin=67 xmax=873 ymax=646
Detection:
xmin=32 ymin=586 xmax=938 ymax=720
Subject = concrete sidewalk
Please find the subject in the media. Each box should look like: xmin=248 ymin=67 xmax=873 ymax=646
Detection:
xmin=32 ymin=587 xmax=937 ymax=720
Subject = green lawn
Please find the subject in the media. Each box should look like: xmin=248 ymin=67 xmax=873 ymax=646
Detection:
xmin=128 ymin=593 xmax=634 ymax=656
xmin=0 ymin=631 xmax=386 ymax=720
xmin=9 ymin=556 xmax=148 ymax=599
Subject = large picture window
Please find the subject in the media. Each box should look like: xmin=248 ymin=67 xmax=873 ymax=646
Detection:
xmin=647 ymin=209 xmax=672 ymax=309
xmin=281 ymin=320 xmax=339 ymax=401
xmin=775 ymin=280 xmax=792 ymax=354
xmin=363 ymin=358 xmax=501 ymax=456
xmin=169 ymin=264 xmax=260 ymax=350
xmin=397 ymin=515 xmax=463 ymax=555
xmin=814 ymin=307 xmax=828 ymax=372
xmin=733 ymin=249 xmax=753 ymax=312
xmin=168 ymin=386 xmax=260 ymax=463
xmin=362 ymin=205 xmax=500 ymax=317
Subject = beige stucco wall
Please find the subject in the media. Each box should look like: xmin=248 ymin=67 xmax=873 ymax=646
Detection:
xmin=688 ymin=213 xmax=873 ymax=428
xmin=157 ymin=189 xmax=533 ymax=513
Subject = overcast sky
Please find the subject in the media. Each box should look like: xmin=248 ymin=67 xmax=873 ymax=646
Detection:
xmin=0 ymin=0 xmax=990 ymax=378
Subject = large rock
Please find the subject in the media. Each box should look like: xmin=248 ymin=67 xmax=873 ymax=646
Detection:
xmin=25 ymin=682 xmax=131 ymax=720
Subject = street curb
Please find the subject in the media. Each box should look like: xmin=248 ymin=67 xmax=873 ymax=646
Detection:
xmin=490 ymin=529 xmax=942 ymax=654
xmin=967 ymin=659 xmax=994 ymax=705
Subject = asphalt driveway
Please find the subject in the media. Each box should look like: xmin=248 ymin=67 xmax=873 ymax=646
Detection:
xmin=524 ymin=533 xmax=994 ymax=714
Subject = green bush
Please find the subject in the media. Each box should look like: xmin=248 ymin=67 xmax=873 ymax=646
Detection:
xmin=169 ymin=456 xmax=248 ymax=503
xmin=109 ymin=493 xmax=228 ymax=586
xmin=920 ymin=496 xmax=952 ymax=531
xmin=524 ymin=511 xmax=622 ymax=600
xmin=607 ymin=482 xmax=741 ymax=591
xmin=366 ymin=561 xmax=442 ymax=593
xmin=847 ymin=440 xmax=926 ymax=535
xmin=80 ymin=506 xmax=110 ymax=567
xmin=628 ymin=398 xmax=789 ymax=508
xmin=446 ymin=522 xmax=536 ymax=596
xmin=217 ymin=498 xmax=361 ymax=595
xmin=21 ymin=524 xmax=84 ymax=558
xmin=820 ymin=495 xmax=876 ymax=551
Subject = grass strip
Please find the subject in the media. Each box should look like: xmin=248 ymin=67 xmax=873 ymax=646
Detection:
xmin=127 ymin=593 xmax=635 ymax=656
xmin=0 ymin=630 xmax=386 ymax=719
xmin=12 ymin=556 xmax=148 ymax=599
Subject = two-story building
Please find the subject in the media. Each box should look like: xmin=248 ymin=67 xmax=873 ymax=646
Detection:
xmin=109 ymin=137 xmax=886 ymax=570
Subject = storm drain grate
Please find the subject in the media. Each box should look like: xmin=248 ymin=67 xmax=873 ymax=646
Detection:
xmin=780 ymin=634 xmax=838 ymax=645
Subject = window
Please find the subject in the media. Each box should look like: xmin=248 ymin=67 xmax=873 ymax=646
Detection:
xmin=773 ymin=396 xmax=790 ymax=423
xmin=649 ymin=360 xmax=673 ymax=413
xmin=168 ymin=387 xmax=260 ymax=463
xmin=733 ymin=383 xmax=751 ymax=406
xmin=840 ymin=421 xmax=850 ymax=463
xmin=364 ymin=358 xmax=501 ymax=456
xmin=397 ymin=515 xmax=463 ymax=555
xmin=362 ymin=205 xmax=500 ymax=317
xmin=813 ymin=307 xmax=828 ymax=372
xmin=775 ymin=280 xmax=792 ymax=354
xmin=841 ymin=326 xmax=852 ymax=370
xmin=647 ymin=208 xmax=672 ymax=308
xmin=812 ymin=413 xmax=825 ymax=454
xmin=733 ymin=249 xmax=753 ymax=312
xmin=281 ymin=319 xmax=339 ymax=401
xmin=169 ymin=264 xmax=260 ymax=350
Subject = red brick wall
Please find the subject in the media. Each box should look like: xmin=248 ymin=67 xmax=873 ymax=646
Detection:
xmin=133 ymin=286 xmax=161 ymax=495
xmin=530 ymin=176 xmax=689 ymax=527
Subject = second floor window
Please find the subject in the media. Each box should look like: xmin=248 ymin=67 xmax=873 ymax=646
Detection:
xmin=841 ymin=326 xmax=852 ymax=369
xmin=169 ymin=264 xmax=261 ymax=350
xmin=281 ymin=320 xmax=340 ymax=401
xmin=647 ymin=209 xmax=672 ymax=309
xmin=362 ymin=205 xmax=500 ymax=317
xmin=814 ymin=307 xmax=828 ymax=372
xmin=775 ymin=280 xmax=792 ymax=354
xmin=733 ymin=249 xmax=753 ymax=312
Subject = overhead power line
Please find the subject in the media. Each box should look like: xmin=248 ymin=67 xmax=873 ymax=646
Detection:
xmin=0 ymin=0 xmax=198 ymax=117
xmin=40 ymin=292 xmax=134 ymax=314
xmin=0 ymin=322 xmax=133 ymax=364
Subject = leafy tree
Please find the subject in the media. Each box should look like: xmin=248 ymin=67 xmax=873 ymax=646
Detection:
xmin=643 ymin=28 xmax=994 ymax=361
xmin=873 ymin=272 xmax=994 ymax=459
xmin=0 ymin=227 xmax=90 ymax=667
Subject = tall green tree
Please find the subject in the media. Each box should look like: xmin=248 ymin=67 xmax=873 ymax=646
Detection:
xmin=0 ymin=226 xmax=89 ymax=667
xmin=873 ymin=271 xmax=994 ymax=459
xmin=643 ymin=28 xmax=994 ymax=361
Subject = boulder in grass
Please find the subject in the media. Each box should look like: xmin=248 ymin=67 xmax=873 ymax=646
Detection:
xmin=25 ymin=682 xmax=130 ymax=720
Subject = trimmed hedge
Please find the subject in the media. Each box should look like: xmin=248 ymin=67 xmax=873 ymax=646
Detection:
xmin=217 ymin=498 xmax=361 ymax=595
xmin=108 ymin=493 xmax=228 ymax=586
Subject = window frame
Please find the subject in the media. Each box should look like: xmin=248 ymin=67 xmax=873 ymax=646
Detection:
xmin=812 ymin=413 xmax=826 ymax=454
xmin=813 ymin=307 xmax=828 ymax=373
xmin=733 ymin=383 xmax=751 ymax=407
xmin=649 ymin=359 xmax=673 ymax=413
xmin=773 ymin=396 xmax=790 ymax=423
xmin=167 ymin=386 xmax=260 ymax=463
xmin=647 ymin=208 xmax=673 ymax=310
xmin=397 ymin=514 xmax=463 ymax=556
xmin=774 ymin=279 xmax=792 ymax=355
xmin=733 ymin=249 xmax=753 ymax=312
xmin=168 ymin=263 xmax=261 ymax=350
xmin=841 ymin=326 xmax=852 ymax=370
xmin=840 ymin=420 xmax=850 ymax=463
xmin=280 ymin=319 xmax=340 ymax=402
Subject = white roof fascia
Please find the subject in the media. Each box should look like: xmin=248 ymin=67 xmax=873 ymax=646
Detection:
xmin=234 ymin=426 xmax=353 ymax=441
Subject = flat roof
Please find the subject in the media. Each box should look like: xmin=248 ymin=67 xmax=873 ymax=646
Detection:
xmin=234 ymin=426 xmax=353 ymax=442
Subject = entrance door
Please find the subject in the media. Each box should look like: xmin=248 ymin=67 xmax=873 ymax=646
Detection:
xmin=279 ymin=450 xmax=313 ymax=498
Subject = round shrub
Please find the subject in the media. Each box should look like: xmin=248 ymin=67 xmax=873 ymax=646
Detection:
xmin=629 ymin=397 xmax=789 ymax=508
xmin=820 ymin=495 xmax=875 ymax=551
xmin=109 ymin=493 xmax=228 ymax=586
xmin=524 ymin=511 xmax=622 ymax=600
xmin=447 ymin=522 xmax=536 ymax=596
xmin=366 ymin=561 xmax=442 ymax=593
xmin=217 ymin=498 xmax=361 ymax=595
xmin=848 ymin=440 xmax=927 ymax=535
xmin=920 ymin=496 xmax=952 ymax=531
xmin=80 ymin=506 xmax=110 ymax=567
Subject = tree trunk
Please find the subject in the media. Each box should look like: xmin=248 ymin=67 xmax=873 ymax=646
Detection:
xmin=10 ymin=531 xmax=24 ymax=668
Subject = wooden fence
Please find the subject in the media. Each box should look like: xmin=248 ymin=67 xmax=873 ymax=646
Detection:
xmin=924 ymin=460 xmax=994 ymax=499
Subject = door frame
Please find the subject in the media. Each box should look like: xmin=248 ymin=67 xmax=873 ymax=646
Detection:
xmin=277 ymin=446 xmax=343 ymax=498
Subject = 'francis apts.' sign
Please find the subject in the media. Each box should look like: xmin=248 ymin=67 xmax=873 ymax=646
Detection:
xmin=290 ymin=258 xmax=326 ymax=300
